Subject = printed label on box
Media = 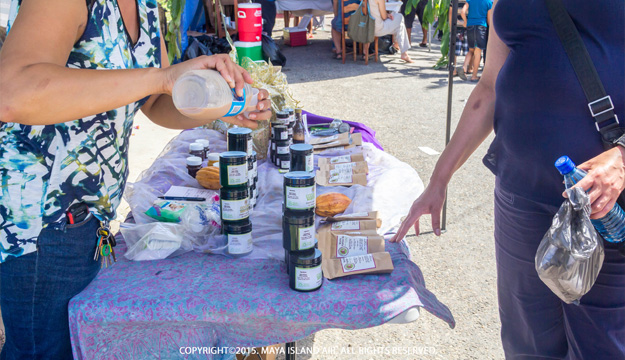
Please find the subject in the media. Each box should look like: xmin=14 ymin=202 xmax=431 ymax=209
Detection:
xmin=336 ymin=235 xmax=369 ymax=258
xmin=341 ymin=254 xmax=377 ymax=273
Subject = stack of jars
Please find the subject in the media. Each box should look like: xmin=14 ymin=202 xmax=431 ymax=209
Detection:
xmin=219 ymin=150 xmax=252 ymax=257
xmin=227 ymin=128 xmax=258 ymax=208
xmin=270 ymin=108 xmax=294 ymax=170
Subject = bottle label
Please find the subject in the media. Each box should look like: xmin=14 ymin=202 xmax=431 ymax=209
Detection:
xmin=221 ymin=198 xmax=250 ymax=221
xmin=331 ymin=221 xmax=360 ymax=231
xmin=336 ymin=235 xmax=368 ymax=258
xmin=330 ymin=155 xmax=352 ymax=164
xmin=305 ymin=154 xmax=314 ymax=172
xmin=285 ymin=185 xmax=315 ymax=210
xmin=228 ymin=231 xmax=253 ymax=254
xmin=227 ymin=164 xmax=248 ymax=186
xmin=295 ymin=265 xmax=323 ymax=291
xmin=298 ymin=224 xmax=316 ymax=250
xmin=341 ymin=254 xmax=376 ymax=273
xmin=223 ymin=87 xmax=247 ymax=117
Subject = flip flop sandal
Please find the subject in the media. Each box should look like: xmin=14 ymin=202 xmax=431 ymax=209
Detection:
xmin=457 ymin=67 xmax=468 ymax=81
xmin=470 ymin=77 xmax=481 ymax=82
xmin=419 ymin=43 xmax=427 ymax=47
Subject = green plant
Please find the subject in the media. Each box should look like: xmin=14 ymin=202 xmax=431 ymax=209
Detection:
xmin=404 ymin=0 xmax=452 ymax=69
xmin=158 ymin=0 xmax=186 ymax=63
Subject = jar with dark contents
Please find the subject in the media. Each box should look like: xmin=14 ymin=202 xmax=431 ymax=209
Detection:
xmin=277 ymin=153 xmax=291 ymax=171
xmin=196 ymin=139 xmax=210 ymax=158
xmin=283 ymin=211 xmax=316 ymax=252
xmin=283 ymin=171 xmax=315 ymax=212
xmin=189 ymin=142 xmax=205 ymax=160
xmin=275 ymin=110 xmax=290 ymax=125
xmin=227 ymin=128 xmax=253 ymax=156
xmin=219 ymin=151 xmax=248 ymax=188
xmin=224 ymin=220 xmax=253 ymax=257
xmin=289 ymin=249 xmax=323 ymax=292
xmin=220 ymin=187 xmax=250 ymax=222
xmin=273 ymin=125 xmax=289 ymax=141
xmin=186 ymin=156 xmax=203 ymax=177
xmin=289 ymin=144 xmax=314 ymax=172
xmin=275 ymin=140 xmax=290 ymax=156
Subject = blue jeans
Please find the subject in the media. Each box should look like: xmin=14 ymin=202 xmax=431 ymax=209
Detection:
xmin=0 ymin=214 xmax=101 ymax=360
xmin=495 ymin=182 xmax=625 ymax=359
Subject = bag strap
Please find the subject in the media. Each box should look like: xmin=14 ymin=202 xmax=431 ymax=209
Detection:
xmin=545 ymin=0 xmax=621 ymax=149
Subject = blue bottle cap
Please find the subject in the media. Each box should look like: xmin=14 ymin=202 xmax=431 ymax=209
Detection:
xmin=555 ymin=156 xmax=576 ymax=175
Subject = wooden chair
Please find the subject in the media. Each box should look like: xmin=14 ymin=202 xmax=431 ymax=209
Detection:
xmin=341 ymin=0 xmax=378 ymax=65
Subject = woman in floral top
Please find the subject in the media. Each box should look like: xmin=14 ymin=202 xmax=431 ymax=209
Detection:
xmin=0 ymin=0 xmax=271 ymax=357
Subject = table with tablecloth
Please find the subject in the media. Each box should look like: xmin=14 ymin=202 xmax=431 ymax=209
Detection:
xmin=68 ymin=126 xmax=455 ymax=360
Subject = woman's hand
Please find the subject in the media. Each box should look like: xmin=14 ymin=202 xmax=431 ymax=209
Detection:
xmin=390 ymin=183 xmax=447 ymax=242
xmin=388 ymin=12 xmax=394 ymax=21
xmin=567 ymin=147 xmax=625 ymax=219
xmin=221 ymin=89 xmax=273 ymax=129
xmin=161 ymin=54 xmax=253 ymax=97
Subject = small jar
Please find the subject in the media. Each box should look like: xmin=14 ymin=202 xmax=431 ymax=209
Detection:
xmin=289 ymin=249 xmax=323 ymax=292
xmin=206 ymin=152 xmax=220 ymax=167
xmin=224 ymin=220 xmax=253 ymax=257
xmin=286 ymin=107 xmax=295 ymax=122
xmin=186 ymin=156 xmax=203 ymax=178
xmin=290 ymin=144 xmax=314 ymax=172
xmin=272 ymin=125 xmax=289 ymax=141
xmin=275 ymin=140 xmax=290 ymax=156
xmin=189 ymin=142 xmax=205 ymax=160
xmin=220 ymin=187 xmax=250 ymax=222
xmin=227 ymin=128 xmax=253 ymax=156
xmin=283 ymin=171 xmax=315 ymax=212
xmin=196 ymin=139 xmax=210 ymax=158
xmin=275 ymin=110 xmax=290 ymax=125
xmin=219 ymin=151 xmax=248 ymax=188
xmin=283 ymin=211 xmax=316 ymax=252
xmin=277 ymin=153 xmax=291 ymax=171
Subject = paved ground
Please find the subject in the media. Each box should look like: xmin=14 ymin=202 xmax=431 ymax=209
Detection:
xmin=0 ymin=18 xmax=503 ymax=360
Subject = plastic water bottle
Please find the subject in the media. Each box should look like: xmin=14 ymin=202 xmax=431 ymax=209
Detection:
xmin=555 ymin=155 xmax=625 ymax=243
xmin=172 ymin=69 xmax=259 ymax=120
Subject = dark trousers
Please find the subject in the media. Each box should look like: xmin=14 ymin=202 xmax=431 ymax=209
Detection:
xmin=0 ymin=216 xmax=101 ymax=360
xmin=494 ymin=182 xmax=625 ymax=359
xmin=253 ymin=0 xmax=276 ymax=35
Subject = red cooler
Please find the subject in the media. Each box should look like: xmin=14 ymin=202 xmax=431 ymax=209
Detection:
xmin=237 ymin=3 xmax=262 ymax=42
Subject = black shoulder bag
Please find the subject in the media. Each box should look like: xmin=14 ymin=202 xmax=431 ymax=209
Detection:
xmin=545 ymin=0 xmax=625 ymax=256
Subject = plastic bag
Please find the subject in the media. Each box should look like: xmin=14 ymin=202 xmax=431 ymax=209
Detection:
xmin=261 ymin=34 xmax=286 ymax=66
xmin=122 ymin=222 xmax=191 ymax=261
xmin=535 ymin=187 xmax=604 ymax=304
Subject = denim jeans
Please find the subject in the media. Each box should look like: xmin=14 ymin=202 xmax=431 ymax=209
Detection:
xmin=0 ymin=214 xmax=101 ymax=360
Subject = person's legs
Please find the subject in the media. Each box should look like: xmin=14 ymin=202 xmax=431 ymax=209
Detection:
xmin=470 ymin=48 xmax=482 ymax=80
xmin=415 ymin=0 xmax=426 ymax=46
xmin=0 ymin=216 xmax=101 ymax=359
xmin=471 ymin=25 xmax=487 ymax=80
xmin=400 ymin=0 xmax=416 ymax=46
xmin=392 ymin=16 xmax=412 ymax=62
xmin=261 ymin=0 xmax=277 ymax=35
xmin=494 ymin=184 xmax=569 ymax=358
xmin=561 ymin=241 xmax=625 ymax=359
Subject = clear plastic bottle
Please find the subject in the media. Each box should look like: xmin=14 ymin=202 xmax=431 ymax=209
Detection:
xmin=172 ymin=69 xmax=259 ymax=120
xmin=555 ymin=155 xmax=625 ymax=243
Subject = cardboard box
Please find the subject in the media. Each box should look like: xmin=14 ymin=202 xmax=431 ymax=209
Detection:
xmin=284 ymin=27 xmax=307 ymax=47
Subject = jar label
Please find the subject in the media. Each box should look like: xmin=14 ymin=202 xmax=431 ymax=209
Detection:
xmin=280 ymin=132 xmax=288 ymax=140
xmin=271 ymin=142 xmax=276 ymax=150
xmin=330 ymin=155 xmax=352 ymax=164
xmin=328 ymin=169 xmax=353 ymax=184
xmin=288 ymin=128 xmax=293 ymax=135
xmin=331 ymin=221 xmax=360 ymax=231
xmin=298 ymin=224 xmax=316 ymax=250
xmin=280 ymin=160 xmax=291 ymax=170
xmin=305 ymin=154 xmax=314 ymax=172
xmin=228 ymin=231 xmax=253 ymax=254
xmin=227 ymin=164 xmax=247 ymax=186
xmin=221 ymin=198 xmax=250 ymax=221
xmin=295 ymin=265 xmax=323 ymax=291
xmin=335 ymin=235 xmax=368 ymax=258
xmin=341 ymin=254 xmax=376 ymax=273
xmin=285 ymin=185 xmax=315 ymax=210
xmin=333 ymin=162 xmax=355 ymax=173
xmin=247 ymin=138 xmax=253 ymax=156
xmin=277 ymin=146 xmax=289 ymax=155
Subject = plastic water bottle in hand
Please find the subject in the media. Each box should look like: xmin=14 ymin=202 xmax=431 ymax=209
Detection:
xmin=172 ymin=69 xmax=259 ymax=120
xmin=555 ymin=155 xmax=625 ymax=243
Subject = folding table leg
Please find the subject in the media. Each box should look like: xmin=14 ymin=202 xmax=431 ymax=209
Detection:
xmin=285 ymin=341 xmax=297 ymax=360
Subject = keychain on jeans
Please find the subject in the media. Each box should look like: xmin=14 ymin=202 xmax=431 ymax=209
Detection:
xmin=94 ymin=221 xmax=117 ymax=267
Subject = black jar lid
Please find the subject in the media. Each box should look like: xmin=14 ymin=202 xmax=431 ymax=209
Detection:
xmin=224 ymin=219 xmax=252 ymax=234
xmin=283 ymin=211 xmax=315 ymax=225
xmin=289 ymin=248 xmax=321 ymax=266
xmin=227 ymin=128 xmax=252 ymax=136
xmin=284 ymin=171 xmax=315 ymax=186
xmin=220 ymin=186 xmax=249 ymax=199
xmin=276 ymin=111 xmax=290 ymax=119
xmin=290 ymin=143 xmax=313 ymax=155
xmin=219 ymin=151 xmax=247 ymax=164
xmin=276 ymin=153 xmax=291 ymax=159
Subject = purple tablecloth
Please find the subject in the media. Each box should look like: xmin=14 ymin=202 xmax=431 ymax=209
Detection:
xmin=68 ymin=129 xmax=453 ymax=360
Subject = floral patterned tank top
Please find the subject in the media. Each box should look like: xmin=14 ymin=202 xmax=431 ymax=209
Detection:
xmin=0 ymin=0 xmax=161 ymax=263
